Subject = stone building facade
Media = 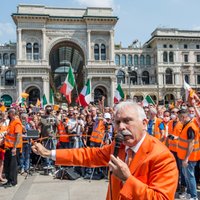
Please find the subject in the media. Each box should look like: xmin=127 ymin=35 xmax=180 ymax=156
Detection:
xmin=0 ymin=5 xmax=200 ymax=106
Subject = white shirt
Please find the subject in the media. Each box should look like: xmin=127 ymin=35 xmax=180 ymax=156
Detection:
xmin=125 ymin=133 xmax=146 ymax=154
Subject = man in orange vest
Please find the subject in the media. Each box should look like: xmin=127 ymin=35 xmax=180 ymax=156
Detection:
xmin=57 ymin=113 xmax=70 ymax=149
xmin=177 ymin=109 xmax=199 ymax=199
xmin=0 ymin=112 xmax=9 ymax=182
xmin=3 ymin=109 xmax=23 ymax=187
xmin=167 ymin=108 xmax=184 ymax=191
xmin=32 ymin=102 xmax=178 ymax=200
xmin=147 ymin=107 xmax=162 ymax=139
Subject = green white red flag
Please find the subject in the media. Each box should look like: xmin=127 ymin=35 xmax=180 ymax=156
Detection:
xmin=60 ymin=67 xmax=75 ymax=104
xmin=77 ymin=79 xmax=91 ymax=107
xmin=114 ymin=84 xmax=124 ymax=104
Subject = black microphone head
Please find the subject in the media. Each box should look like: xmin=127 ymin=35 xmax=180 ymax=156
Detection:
xmin=113 ymin=133 xmax=123 ymax=157
xmin=115 ymin=133 xmax=124 ymax=143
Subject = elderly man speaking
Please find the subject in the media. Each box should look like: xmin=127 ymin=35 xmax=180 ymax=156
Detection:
xmin=32 ymin=102 xmax=178 ymax=200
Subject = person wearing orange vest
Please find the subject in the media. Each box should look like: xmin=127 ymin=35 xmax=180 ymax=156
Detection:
xmin=167 ymin=108 xmax=184 ymax=192
xmin=147 ymin=108 xmax=162 ymax=140
xmin=0 ymin=112 xmax=9 ymax=182
xmin=187 ymin=104 xmax=200 ymax=190
xmin=177 ymin=109 xmax=199 ymax=199
xmin=57 ymin=114 xmax=70 ymax=149
xmin=3 ymin=109 xmax=23 ymax=188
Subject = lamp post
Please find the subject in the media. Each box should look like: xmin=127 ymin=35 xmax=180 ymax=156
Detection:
xmin=127 ymin=66 xmax=138 ymax=97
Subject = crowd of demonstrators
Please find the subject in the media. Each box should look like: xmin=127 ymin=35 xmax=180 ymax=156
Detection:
xmin=0 ymin=95 xmax=200 ymax=197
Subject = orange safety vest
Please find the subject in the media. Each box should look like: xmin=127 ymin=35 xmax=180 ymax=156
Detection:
xmin=90 ymin=119 xmax=105 ymax=144
xmin=168 ymin=120 xmax=183 ymax=152
xmin=4 ymin=118 xmax=23 ymax=149
xmin=192 ymin=117 xmax=200 ymax=150
xmin=177 ymin=121 xmax=200 ymax=161
xmin=153 ymin=118 xmax=163 ymax=140
xmin=0 ymin=123 xmax=8 ymax=153
xmin=57 ymin=121 xmax=69 ymax=143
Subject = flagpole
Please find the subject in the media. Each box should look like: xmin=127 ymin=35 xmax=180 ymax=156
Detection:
xmin=73 ymin=72 xmax=81 ymax=106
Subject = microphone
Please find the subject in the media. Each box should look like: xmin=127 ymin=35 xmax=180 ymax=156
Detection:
xmin=113 ymin=133 xmax=124 ymax=157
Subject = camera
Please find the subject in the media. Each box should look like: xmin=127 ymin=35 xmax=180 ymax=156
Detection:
xmin=168 ymin=134 xmax=175 ymax=140
xmin=46 ymin=117 xmax=56 ymax=125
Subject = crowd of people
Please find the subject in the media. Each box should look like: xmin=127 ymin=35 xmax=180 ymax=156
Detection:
xmin=0 ymin=96 xmax=200 ymax=199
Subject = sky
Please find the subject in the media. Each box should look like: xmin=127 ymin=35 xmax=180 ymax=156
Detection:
xmin=1 ymin=0 xmax=200 ymax=47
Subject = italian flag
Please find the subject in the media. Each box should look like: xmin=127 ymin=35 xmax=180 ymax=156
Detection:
xmin=77 ymin=79 xmax=91 ymax=107
xmin=142 ymin=95 xmax=155 ymax=107
xmin=114 ymin=84 xmax=124 ymax=104
xmin=60 ymin=67 xmax=75 ymax=104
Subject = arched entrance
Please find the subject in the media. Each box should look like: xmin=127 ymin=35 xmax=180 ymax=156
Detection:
xmin=148 ymin=94 xmax=157 ymax=104
xmin=49 ymin=41 xmax=85 ymax=103
xmin=94 ymin=86 xmax=107 ymax=106
xmin=26 ymin=86 xmax=40 ymax=105
xmin=1 ymin=94 xmax=12 ymax=107
xmin=164 ymin=93 xmax=175 ymax=105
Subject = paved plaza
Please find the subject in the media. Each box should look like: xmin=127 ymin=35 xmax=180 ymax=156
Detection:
xmin=0 ymin=172 xmax=108 ymax=200
xmin=0 ymin=172 xmax=199 ymax=200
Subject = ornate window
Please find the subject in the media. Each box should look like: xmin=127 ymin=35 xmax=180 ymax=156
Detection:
xmin=165 ymin=68 xmax=173 ymax=84
xmin=115 ymin=54 xmax=120 ymax=65
xmin=163 ymin=51 xmax=168 ymax=63
xmin=5 ymin=70 xmax=15 ymax=86
xmin=10 ymin=53 xmax=16 ymax=66
xmin=128 ymin=55 xmax=132 ymax=66
xmin=3 ymin=53 xmax=9 ymax=65
xmin=94 ymin=44 xmax=99 ymax=60
xmin=185 ymin=74 xmax=190 ymax=84
xmin=146 ymin=55 xmax=151 ymax=65
xmin=117 ymin=70 xmax=125 ymax=84
xmin=169 ymin=52 xmax=174 ymax=63
xmin=134 ymin=55 xmax=139 ymax=65
xmin=26 ymin=43 xmax=32 ymax=60
xmin=196 ymin=55 xmax=200 ymax=63
xmin=101 ymin=44 xmax=106 ymax=60
xmin=142 ymin=71 xmax=149 ymax=84
xmin=121 ymin=55 xmax=126 ymax=66
xmin=140 ymin=55 xmax=145 ymax=65
xmin=130 ymin=71 xmax=137 ymax=85
xmin=33 ymin=43 xmax=39 ymax=60
xmin=197 ymin=75 xmax=200 ymax=84
xmin=184 ymin=54 xmax=188 ymax=63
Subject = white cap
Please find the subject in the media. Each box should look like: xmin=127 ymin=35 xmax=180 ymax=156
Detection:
xmin=104 ymin=112 xmax=111 ymax=119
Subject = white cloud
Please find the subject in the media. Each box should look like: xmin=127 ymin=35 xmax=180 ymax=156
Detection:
xmin=0 ymin=22 xmax=15 ymax=38
xmin=75 ymin=0 xmax=114 ymax=8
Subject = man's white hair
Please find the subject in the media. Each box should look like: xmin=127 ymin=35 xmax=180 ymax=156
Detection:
xmin=115 ymin=101 xmax=147 ymax=120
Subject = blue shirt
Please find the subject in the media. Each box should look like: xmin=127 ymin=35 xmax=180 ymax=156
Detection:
xmin=147 ymin=119 xmax=155 ymax=135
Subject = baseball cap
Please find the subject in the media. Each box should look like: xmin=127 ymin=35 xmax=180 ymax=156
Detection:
xmin=104 ymin=112 xmax=111 ymax=119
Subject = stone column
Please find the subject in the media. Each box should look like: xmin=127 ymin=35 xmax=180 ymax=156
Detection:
xmin=110 ymin=30 xmax=114 ymax=63
xmin=18 ymin=29 xmax=22 ymax=60
xmin=43 ymin=77 xmax=49 ymax=103
xmin=42 ymin=29 xmax=46 ymax=60
xmin=110 ymin=77 xmax=115 ymax=106
xmin=87 ymin=30 xmax=91 ymax=61
xmin=18 ymin=77 xmax=22 ymax=95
